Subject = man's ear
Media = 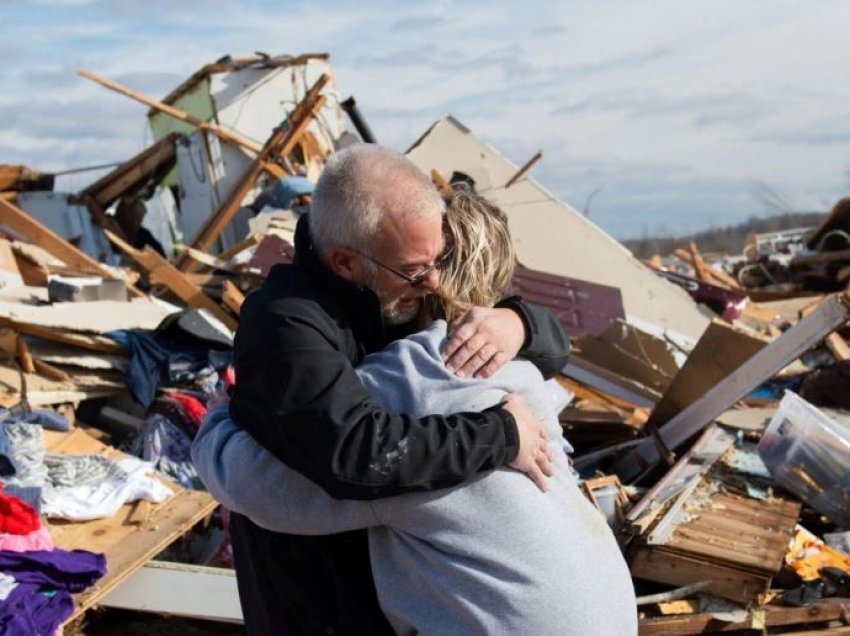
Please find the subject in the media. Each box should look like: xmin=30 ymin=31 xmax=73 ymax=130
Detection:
xmin=328 ymin=248 xmax=359 ymax=282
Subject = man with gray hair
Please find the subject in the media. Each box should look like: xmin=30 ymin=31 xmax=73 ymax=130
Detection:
xmin=224 ymin=144 xmax=570 ymax=634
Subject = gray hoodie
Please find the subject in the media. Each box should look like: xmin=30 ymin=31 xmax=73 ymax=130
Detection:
xmin=192 ymin=320 xmax=637 ymax=635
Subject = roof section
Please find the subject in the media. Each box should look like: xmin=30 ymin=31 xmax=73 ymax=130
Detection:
xmin=151 ymin=52 xmax=330 ymax=116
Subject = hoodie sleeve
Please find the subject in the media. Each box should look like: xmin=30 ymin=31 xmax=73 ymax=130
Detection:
xmin=496 ymin=296 xmax=571 ymax=379
xmin=192 ymin=406 xmax=382 ymax=534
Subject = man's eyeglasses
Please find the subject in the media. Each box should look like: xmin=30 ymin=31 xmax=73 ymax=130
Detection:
xmin=355 ymin=245 xmax=455 ymax=287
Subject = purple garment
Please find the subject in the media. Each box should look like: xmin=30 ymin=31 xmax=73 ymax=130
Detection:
xmin=0 ymin=548 xmax=106 ymax=635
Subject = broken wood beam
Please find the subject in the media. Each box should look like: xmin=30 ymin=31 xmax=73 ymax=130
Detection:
xmin=0 ymin=198 xmax=143 ymax=297
xmin=104 ymin=230 xmax=237 ymax=331
xmin=80 ymin=133 xmax=179 ymax=210
xmin=674 ymin=247 xmax=741 ymax=290
xmin=614 ymin=292 xmax=850 ymax=482
xmin=221 ymin=280 xmax=245 ymax=316
xmin=504 ymin=150 xmax=542 ymax=188
xmin=179 ymin=73 xmax=329 ymax=269
xmin=78 ymin=69 xmax=264 ymax=156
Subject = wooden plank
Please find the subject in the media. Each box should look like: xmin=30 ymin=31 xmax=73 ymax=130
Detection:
xmin=215 ymin=234 xmax=261 ymax=262
xmin=81 ymin=133 xmax=179 ymax=209
xmin=221 ymin=279 xmax=245 ymax=316
xmin=45 ymin=428 xmax=217 ymax=623
xmin=0 ymin=318 xmax=126 ymax=355
xmin=0 ymin=198 xmax=142 ymax=297
xmin=645 ymin=319 xmax=769 ymax=429
xmin=614 ymin=293 xmax=850 ymax=481
xmin=504 ymin=150 xmax=542 ymax=188
xmin=630 ymin=547 xmax=770 ymax=604
xmin=639 ymin=598 xmax=850 ymax=635
xmin=687 ymin=241 xmax=712 ymax=283
xmin=15 ymin=333 xmax=35 ymax=373
xmin=800 ymin=297 xmax=850 ymax=361
xmin=180 ymin=73 xmax=330 ymax=268
xmin=81 ymin=194 xmax=128 ymax=242
xmin=105 ymin=230 xmax=237 ymax=331
xmin=78 ymin=69 xmax=264 ymax=156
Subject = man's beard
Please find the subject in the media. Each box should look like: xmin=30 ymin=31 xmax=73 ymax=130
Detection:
xmin=365 ymin=270 xmax=421 ymax=325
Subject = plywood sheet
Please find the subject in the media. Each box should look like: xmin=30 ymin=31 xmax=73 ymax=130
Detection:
xmin=44 ymin=427 xmax=217 ymax=622
xmin=406 ymin=117 xmax=712 ymax=339
xmin=645 ymin=319 xmax=769 ymax=429
xmin=0 ymin=361 xmax=123 ymax=407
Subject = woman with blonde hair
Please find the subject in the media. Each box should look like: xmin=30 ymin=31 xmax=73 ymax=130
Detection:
xmin=193 ymin=190 xmax=637 ymax=635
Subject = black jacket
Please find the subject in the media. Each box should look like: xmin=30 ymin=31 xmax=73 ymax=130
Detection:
xmin=228 ymin=214 xmax=570 ymax=635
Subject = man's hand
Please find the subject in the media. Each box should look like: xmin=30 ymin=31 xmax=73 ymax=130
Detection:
xmin=501 ymin=393 xmax=554 ymax=492
xmin=442 ymin=307 xmax=525 ymax=378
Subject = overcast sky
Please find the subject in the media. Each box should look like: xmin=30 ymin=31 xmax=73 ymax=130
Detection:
xmin=2 ymin=0 xmax=849 ymax=238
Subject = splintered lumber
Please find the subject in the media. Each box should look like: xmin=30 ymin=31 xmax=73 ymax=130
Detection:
xmin=45 ymin=427 xmax=217 ymax=624
xmin=800 ymin=297 xmax=850 ymax=361
xmin=686 ymin=241 xmax=712 ymax=283
xmin=0 ymin=318 xmax=126 ymax=355
xmin=674 ymin=247 xmax=741 ymax=290
xmin=78 ymin=69 xmax=263 ymax=156
xmin=628 ymin=425 xmax=801 ymax=604
xmin=180 ymin=73 xmax=329 ymax=268
xmin=221 ymin=279 xmax=245 ymax=316
xmin=105 ymin=230 xmax=237 ymax=331
xmin=430 ymin=169 xmax=452 ymax=195
xmin=15 ymin=335 xmax=35 ymax=373
xmin=639 ymin=599 xmax=850 ymax=636
xmin=0 ymin=198 xmax=142 ymax=297
xmin=504 ymin=150 xmax=543 ymax=188
xmin=614 ymin=292 xmax=850 ymax=481
xmin=643 ymin=319 xmax=769 ymax=430
xmin=80 ymin=133 xmax=179 ymax=210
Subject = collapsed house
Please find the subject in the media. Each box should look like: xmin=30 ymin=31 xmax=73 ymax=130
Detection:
xmin=2 ymin=52 xmax=850 ymax=634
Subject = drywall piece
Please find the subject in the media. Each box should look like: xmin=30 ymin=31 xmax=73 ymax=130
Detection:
xmin=0 ymin=297 xmax=177 ymax=334
xmin=405 ymin=117 xmax=712 ymax=339
xmin=101 ymin=561 xmax=242 ymax=623
xmin=615 ymin=292 xmax=850 ymax=481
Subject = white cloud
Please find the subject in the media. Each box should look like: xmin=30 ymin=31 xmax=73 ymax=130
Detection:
xmin=2 ymin=0 xmax=848 ymax=238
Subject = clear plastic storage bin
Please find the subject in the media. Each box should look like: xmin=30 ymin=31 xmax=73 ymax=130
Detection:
xmin=757 ymin=391 xmax=850 ymax=529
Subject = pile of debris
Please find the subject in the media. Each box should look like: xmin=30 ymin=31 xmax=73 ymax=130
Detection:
xmin=2 ymin=52 xmax=850 ymax=634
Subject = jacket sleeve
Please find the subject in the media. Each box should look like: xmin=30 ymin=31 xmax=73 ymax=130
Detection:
xmin=230 ymin=300 xmax=520 ymax=501
xmin=191 ymin=406 xmax=381 ymax=534
xmin=496 ymin=296 xmax=571 ymax=379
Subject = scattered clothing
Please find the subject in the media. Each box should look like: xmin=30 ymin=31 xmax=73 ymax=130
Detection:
xmin=0 ymin=572 xmax=17 ymax=602
xmin=109 ymin=329 xmax=231 ymax=409
xmin=0 ymin=524 xmax=54 ymax=553
xmin=0 ymin=548 xmax=105 ymax=635
xmin=0 ymin=422 xmax=47 ymax=513
xmin=43 ymin=454 xmax=126 ymax=489
xmin=41 ymin=455 xmax=172 ymax=521
xmin=131 ymin=413 xmax=200 ymax=490
xmin=0 ymin=489 xmax=40 ymax=535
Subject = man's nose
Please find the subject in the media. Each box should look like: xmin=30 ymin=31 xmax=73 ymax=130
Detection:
xmin=417 ymin=268 xmax=440 ymax=292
